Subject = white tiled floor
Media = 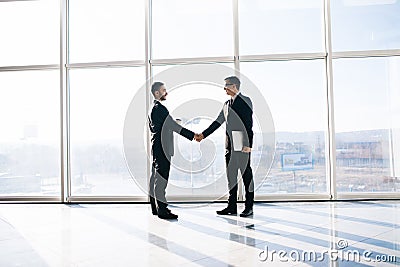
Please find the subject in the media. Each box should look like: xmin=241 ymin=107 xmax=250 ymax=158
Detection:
xmin=0 ymin=201 xmax=399 ymax=266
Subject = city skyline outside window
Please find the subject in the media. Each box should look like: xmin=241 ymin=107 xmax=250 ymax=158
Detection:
xmin=0 ymin=70 xmax=60 ymax=196
xmin=240 ymin=60 xmax=328 ymax=194
xmin=69 ymin=67 xmax=146 ymax=196
xmin=333 ymin=57 xmax=400 ymax=193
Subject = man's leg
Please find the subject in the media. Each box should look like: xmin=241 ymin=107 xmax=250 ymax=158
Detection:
xmin=153 ymin=154 xmax=177 ymax=219
xmin=154 ymin=154 xmax=170 ymax=213
xmin=239 ymin=152 xmax=254 ymax=217
xmin=149 ymin=164 xmax=158 ymax=215
xmin=227 ymin=153 xmax=239 ymax=210
xmin=217 ymin=150 xmax=238 ymax=215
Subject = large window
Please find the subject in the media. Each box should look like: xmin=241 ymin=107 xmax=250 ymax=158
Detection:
xmin=333 ymin=57 xmax=400 ymax=193
xmin=241 ymin=60 xmax=328 ymax=194
xmin=1 ymin=0 xmax=399 ymax=201
xmin=0 ymin=70 xmax=60 ymax=196
xmin=69 ymin=67 xmax=146 ymax=196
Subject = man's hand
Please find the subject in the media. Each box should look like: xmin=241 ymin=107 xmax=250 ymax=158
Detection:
xmin=242 ymin=146 xmax=251 ymax=153
xmin=194 ymin=133 xmax=204 ymax=142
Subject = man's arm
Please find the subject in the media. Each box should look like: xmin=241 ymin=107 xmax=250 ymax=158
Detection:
xmin=200 ymin=106 xmax=226 ymax=140
xmin=165 ymin=114 xmax=195 ymax=140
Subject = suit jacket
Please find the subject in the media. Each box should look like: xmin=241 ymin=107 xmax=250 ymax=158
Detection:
xmin=202 ymin=93 xmax=253 ymax=150
xmin=148 ymin=100 xmax=195 ymax=157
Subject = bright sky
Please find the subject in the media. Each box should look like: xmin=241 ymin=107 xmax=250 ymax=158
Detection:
xmin=0 ymin=0 xmax=399 ymax=145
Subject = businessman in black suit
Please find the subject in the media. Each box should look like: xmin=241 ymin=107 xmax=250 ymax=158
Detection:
xmin=195 ymin=76 xmax=254 ymax=217
xmin=148 ymin=82 xmax=195 ymax=219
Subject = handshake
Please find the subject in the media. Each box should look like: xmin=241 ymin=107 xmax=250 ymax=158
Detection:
xmin=194 ymin=133 xmax=204 ymax=142
xmin=193 ymin=132 xmax=251 ymax=153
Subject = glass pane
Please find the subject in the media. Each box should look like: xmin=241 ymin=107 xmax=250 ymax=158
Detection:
xmin=331 ymin=0 xmax=400 ymax=52
xmin=152 ymin=63 xmax=238 ymax=199
xmin=152 ymin=0 xmax=233 ymax=59
xmin=0 ymin=70 xmax=60 ymax=196
xmin=333 ymin=57 xmax=400 ymax=193
xmin=239 ymin=0 xmax=324 ymax=55
xmin=0 ymin=0 xmax=59 ymax=66
xmin=69 ymin=0 xmax=145 ymax=63
xmin=241 ymin=60 xmax=328 ymax=194
xmin=69 ymin=67 xmax=147 ymax=196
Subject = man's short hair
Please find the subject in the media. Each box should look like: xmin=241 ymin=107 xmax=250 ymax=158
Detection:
xmin=151 ymin=82 xmax=164 ymax=96
xmin=225 ymin=76 xmax=241 ymax=90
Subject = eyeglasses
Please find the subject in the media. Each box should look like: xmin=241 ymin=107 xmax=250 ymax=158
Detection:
xmin=224 ymin=83 xmax=234 ymax=87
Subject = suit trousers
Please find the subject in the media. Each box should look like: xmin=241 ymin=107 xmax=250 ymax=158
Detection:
xmin=225 ymin=150 xmax=254 ymax=209
xmin=149 ymin=149 xmax=171 ymax=212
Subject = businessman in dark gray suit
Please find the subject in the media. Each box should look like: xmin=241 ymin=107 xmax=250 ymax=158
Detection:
xmin=195 ymin=76 xmax=254 ymax=217
xmin=148 ymin=82 xmax=195 ymax=219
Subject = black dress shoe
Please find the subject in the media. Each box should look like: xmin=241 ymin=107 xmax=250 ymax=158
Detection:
xmin=152 ymin=207 xmax=171 ymax=216
xmin=158 ymin=211 xmax=178 ymax=220
xmin=216 ymin=207 xmax=237 ymax=215
xmin=240 ymin=208 xmax=253 ymax=217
